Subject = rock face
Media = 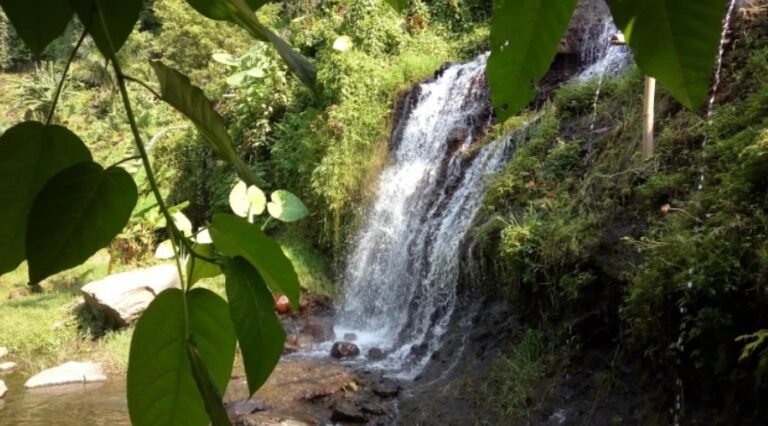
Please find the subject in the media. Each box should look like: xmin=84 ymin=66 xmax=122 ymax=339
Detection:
xmin=81 ymin=264 xmax=181 ymax=327
xmin=301 ymin=317 xmax=334 ymax=342
xmin=331 ymin=341 xmax=360 ymax=359
xmin=561 ymin=0 xmax=612 ymax=56
xmin=0 ymin=379 xmax=7 ymax=398
xmin=24 ymin=361 xmax=106 ymax=389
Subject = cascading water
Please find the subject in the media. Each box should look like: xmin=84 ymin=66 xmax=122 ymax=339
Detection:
xmin=331 ymin=9 xmax=634 ymax=381
xmin=334 ymin=54 xmax=515 ymax=378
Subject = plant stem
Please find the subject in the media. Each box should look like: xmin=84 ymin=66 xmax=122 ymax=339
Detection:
xmin=92 ymin=2 xmax=191 ymax=283
xmin=46 ymin=27 xmax=89 ymax=125
xmin=123 ymin=74 xmax=163 ymax=100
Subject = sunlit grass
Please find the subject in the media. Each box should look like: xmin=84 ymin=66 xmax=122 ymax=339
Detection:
xmin=0 ymin=252 xmax=133 ymax=375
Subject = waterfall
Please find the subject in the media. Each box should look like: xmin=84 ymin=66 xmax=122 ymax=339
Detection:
xmin=331 ymin=11 xmax=633 ymax=380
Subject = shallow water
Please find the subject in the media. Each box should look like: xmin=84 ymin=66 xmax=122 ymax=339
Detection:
xmin=0 ymin=371 xmax=129 ymax=425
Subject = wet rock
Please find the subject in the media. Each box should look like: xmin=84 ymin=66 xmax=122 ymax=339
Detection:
xmin=367 ymin=347 xmax=386 ymax=361
xmin=227 ymin=398 xmax=268 ymax=419
xmin=0 ymin=347 xmax=7 ymax=359
xmin=409 ymin=343 xmax=428 ymax=358
xmin=24 ymin=361 xmax=106 ymax=389
xmin=373 ymin=378 xmax=401 ymax=398
xmin=301 ymin=317 xmax=334 ymax=342
xmin=0 ymin=362 xmax=17 ymax=373
xmin=275 ymin=295 xmax=291 ymax=314
xmin=0 ymin=379 xmax=6 ymax=398
xmin=343 ymin=333 xmax=357 ymax=341
xmin=331 ymin=341 xmax=360 ymax=359
xmin=80 ymin=265 xmax=181 ymax=327
xmin=284 ymin=334 xmax=314 ymax=354
xmin=446 ymin=126 xmax=470 ymax=152
xmin=360 ymin=401 xmax=386 ymax=416
xmin=331 ymin=401 xmax=367 ymax=423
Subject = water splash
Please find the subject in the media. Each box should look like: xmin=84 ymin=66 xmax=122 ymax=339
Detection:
xmin=675 ymin=1 xmax=739 ymax=424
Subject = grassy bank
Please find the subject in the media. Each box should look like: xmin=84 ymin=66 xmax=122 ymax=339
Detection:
xmin=472 ymin=7 xmax=768 ymax=420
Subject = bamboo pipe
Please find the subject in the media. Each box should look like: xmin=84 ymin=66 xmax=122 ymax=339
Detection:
xmin=611 ymin=32 xmax=656 ymax=160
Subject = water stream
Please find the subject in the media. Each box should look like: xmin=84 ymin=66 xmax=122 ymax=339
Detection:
xmin=332 ymin=13 xmax=633 ymax=380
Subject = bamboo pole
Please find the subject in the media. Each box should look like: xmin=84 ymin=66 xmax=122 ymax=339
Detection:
xmin=642 ymin=76 xmax=656 ymax=161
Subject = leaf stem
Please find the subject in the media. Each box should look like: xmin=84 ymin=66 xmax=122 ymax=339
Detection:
xmin=46 ymin=26 xmax=89 ymax=125
xmin=108 ymin=155 xmax=141 ymax=169
xmin=123 ymin=74 xmax=163 ymax=100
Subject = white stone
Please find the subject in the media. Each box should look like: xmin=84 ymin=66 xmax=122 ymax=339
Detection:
xmin=0 ymin=362 xmax=17 ymax=372
xmin=80 ymin=264 xmax=181 ymax=327
xmin=0 ymin=379 xmax=7 ymax=398
xmin=0 ymin=347 xmax=7 ymax=359
xmin=24 ymin=361 xmax=106 ymax=389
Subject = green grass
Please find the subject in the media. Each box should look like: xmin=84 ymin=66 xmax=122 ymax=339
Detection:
xmin=0 ymin=252 xmax=134 ymax=375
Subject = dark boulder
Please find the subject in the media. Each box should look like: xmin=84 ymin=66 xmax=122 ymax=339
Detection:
xmin=331 ymin=341 xmax=360 ymax=359
xmin=331 ymin=401 xmax=367 ymax=423
xmin=373 ymin=378 xmax=401 ymax=398
xmin=367 ymin=347 xmax=386 ymax=361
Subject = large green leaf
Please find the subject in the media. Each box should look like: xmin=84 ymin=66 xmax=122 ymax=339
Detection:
xmin=0 ymin=122 xmax=91 ymax=276
xmin=25 ymin=162 xmax=137 ymax=284
xmin=267 ymin=190 xmax=309 ymax=223
xmin=384 ymin=0 xmax=408 ymax=13
xmin=128 ymin=288 xmax=236 ymax=426
xmin=187 ymin=244 xmax=222 ymax=287
xmin=607 ymin=0 xmax=728 ymax=110
xmin=185 ymin=0 xmax=268 ymax=21
xmin=0 ymin=1 xmax=73 ymax=55
xmin=223 ymin=257 xmax=285 ymax=393
xmin=209 ymin=214 xmax=300 ymax=309
xmin=70 ymin=0 xmax=143 ymax=56
xmin=186 ymin=338 xmax=232 ymax=426
xmin=487 ymin=0 xmax=580 ymax=121
xmin=184 ymin=0 xmax=316 ymax=88
xmin=150 ymin=62 xmax=262 ymax=187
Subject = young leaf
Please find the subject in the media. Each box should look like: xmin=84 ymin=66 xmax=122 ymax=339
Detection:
xmin=222 ymin=257 xmax=285 ymax=393
xmin=155 ymin=239 xmax=175 ymax=260
xmin=150 ymin=61 xmax=262 ymax=187
xmin=606 ymin=0 xmax=729 ymax=111
xmin=187 ymin=244 xmax=222 ymax=287
xmin=0 ymin=0 xmax=73 ymax=55
xmin=0 ymin=122 xmax=91 ymax=276
xmin=229 ymin=181 xmax=267 ymax=219
xmin=26 ymin=162 xmax=138 ymax=283
xmin=487 ymin=0 xmax=580 ymax=121
xmin=267 ymin=190 xmax=309 ymax=223
xmin=209 ymin=214 xmax=300 ymax=309
xmin=70 ymin=0 xmax=143 ymax=56
xmin=128 ymin=288 xmax=236 ymax=426
xmin=212 ymin=53 xmax=241 ymax=66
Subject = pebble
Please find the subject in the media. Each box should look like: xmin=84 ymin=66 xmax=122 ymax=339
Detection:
xmin=0 ymin=362 xmax=17 ymax=373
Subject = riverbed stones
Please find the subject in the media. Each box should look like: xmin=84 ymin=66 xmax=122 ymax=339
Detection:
xmin=331 ymin=341 xmax=360 ymax=359
xmin=367 ymin=347 xmax=385 ymax=361
xmin=0 ymin=362 xmax=17 ymax=373
xmin=80 ymin=264 xmax=181 ymax=327
xmin=0 ymin=379 xmax=7 ymax=398
xmin=24 ymin=361 xmax=106 ymax=389
xmin=372 ymin=378 xmax=401 ymax=398
xmin=331 ymin=401 xmax=366 ymax=423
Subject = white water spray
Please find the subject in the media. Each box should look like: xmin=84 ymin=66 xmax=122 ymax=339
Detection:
xmin=675 ymin=1 xmax=738 ymax=424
